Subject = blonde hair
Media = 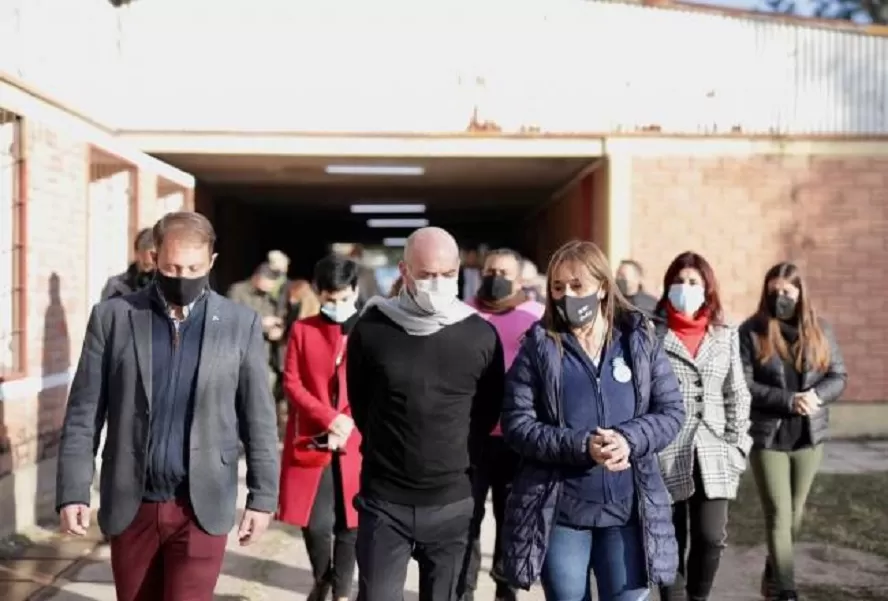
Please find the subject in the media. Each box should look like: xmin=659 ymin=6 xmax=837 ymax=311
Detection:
xmin=289 ymin=279 xmax=320 ymax=319
xmin=542 ymin=240 xmax=638 ymax=347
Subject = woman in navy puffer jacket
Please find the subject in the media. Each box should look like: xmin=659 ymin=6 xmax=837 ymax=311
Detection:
xmin=501 ymin=241 xmax=685 ymax=601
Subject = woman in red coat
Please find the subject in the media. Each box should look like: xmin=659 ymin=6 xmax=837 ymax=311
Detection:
xmin=279 ymin=255 xmax=363 ymax=601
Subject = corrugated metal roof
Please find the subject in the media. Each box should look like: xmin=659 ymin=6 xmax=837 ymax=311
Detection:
xmin=2 ymin=0 xmax=887 ymax=136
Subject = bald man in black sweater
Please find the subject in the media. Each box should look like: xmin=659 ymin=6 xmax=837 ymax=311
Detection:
xmin=347 ymin=227 xmax=505 ymax=601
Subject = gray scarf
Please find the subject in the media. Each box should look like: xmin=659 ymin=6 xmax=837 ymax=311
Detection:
xmin=362 ymin=288 xmax=476 ymax=336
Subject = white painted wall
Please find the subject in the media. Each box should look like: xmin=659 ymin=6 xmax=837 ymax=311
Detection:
xmin=87 ymin=169 xmax=131 ymax=308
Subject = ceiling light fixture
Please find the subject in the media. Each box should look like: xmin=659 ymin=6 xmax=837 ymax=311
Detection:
xmin=367 ymin=218 xmax=429 ymax=228
xmin=350 ymin=203 xmax=427 ymax=214
xmin=383 ymin=237 xmax=409 ymax=247
xmin=326 ymin=164 xmax=425 ymax=176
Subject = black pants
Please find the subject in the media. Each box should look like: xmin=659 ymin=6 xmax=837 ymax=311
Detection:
xmin=303 ymin=456 xmax=357 ymax=599
xmin=463 ymin=436 xmax=517 ymax=596
xmin=660 ymin=461 xmax=729 ymax=601
xmin=355 ymin=495 xmax=474 ymax=601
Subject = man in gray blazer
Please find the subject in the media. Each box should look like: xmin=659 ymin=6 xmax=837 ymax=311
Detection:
xmin=56 ymin=211 xmax=280 ymax=601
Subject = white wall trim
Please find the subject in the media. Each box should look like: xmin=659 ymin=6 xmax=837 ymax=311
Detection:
xmin=117 ymin=132 xmax=607 ymax=158
xmin=603 ymin=136 xmax=888 ymax=157
xmin=606 ymin=155 xmax=633 ymax=264
xmin=0 ymin=368 xmax=75 ymax=402
xmin=0 ymin=76 xmax=195 ymax=188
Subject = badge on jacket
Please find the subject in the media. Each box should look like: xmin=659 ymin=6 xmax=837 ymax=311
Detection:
xmin=612 ymin=356 xmax=632 ymax=383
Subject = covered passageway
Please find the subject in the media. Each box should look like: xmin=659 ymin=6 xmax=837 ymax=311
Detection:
xmin=124 ymin=133 xmax=608 ymax=290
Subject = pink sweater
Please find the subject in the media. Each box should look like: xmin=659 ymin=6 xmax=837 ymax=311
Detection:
xmin=469 ymin=298 xmax=545 ymax=435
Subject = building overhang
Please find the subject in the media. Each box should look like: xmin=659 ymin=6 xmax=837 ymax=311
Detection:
xmin=116 ymin=131 xmax=606 ymax=159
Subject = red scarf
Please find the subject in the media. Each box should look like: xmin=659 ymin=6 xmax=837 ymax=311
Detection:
xmin=667 ymin=304 xmax=710 ymax=357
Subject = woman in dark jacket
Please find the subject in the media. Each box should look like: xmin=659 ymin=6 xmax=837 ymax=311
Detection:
xmin=500 ymin=240 xmax=686 ymax=601
xmin=739 ymin=262 xmax=848 ymax=601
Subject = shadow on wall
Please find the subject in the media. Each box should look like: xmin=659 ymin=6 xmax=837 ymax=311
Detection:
xmin=36 ymin=272 xmax=70 ymax=525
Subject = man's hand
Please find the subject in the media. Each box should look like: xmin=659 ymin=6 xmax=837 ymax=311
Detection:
xmin=261 ymin=315 xmax=283 ymax=331
xmin=792 ymin=390 xmax=821 ymax=416
xmin=267 ymin=324 xmax=284 ymax=341
xmin=60 ymin=504 xmax=91 ymax=537
xmin=238 ymin=510 xmax=272 ymax=546
xmin=592 ymin=428 xmax=632 ymax=472
xmin=329 ymin=414 xmax=355 ymax=439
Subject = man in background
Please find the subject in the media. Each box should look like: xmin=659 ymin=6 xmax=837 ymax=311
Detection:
xmin=101 ymin=228 xmax=156 ymax=300
xmin=616 ymin=258 xmax=658 ymax=315
xmin=228 ymin=262 xmax=290 ymax=437
xmin=347 ymin=244 xmax=381 ymax=309
xmin=267 ymin=249 xmax=292 ymax=315
xmin=458 ymin=247 xmax=482 ymax=301
xmin=519 ymin=258 xmax=544 ymax=302
xmin=463 ymin=248 xmax=544 ymax=601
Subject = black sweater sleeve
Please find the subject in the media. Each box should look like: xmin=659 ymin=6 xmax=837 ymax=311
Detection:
xmin=471 ymin=328 xmax=506 ymax=444
xmin=812 ymin=320 xmax=848 ymax=403
xmin=346 ymin=320 xmax=370 ymax=433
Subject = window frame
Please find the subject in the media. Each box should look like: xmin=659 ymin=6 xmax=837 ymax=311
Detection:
xmin=0 ymin=112 xmax=27 ymax=381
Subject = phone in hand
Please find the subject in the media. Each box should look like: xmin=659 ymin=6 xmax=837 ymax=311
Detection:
xmin=307 ymin=434 xmax=329 ymax=450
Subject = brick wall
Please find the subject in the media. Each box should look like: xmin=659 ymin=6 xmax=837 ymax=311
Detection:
xmin=531 ymin=170 xmax=607 ymax=268
xmin=630 ymin=155 xmax=888 ymax=402
xmin=0 ymin=112 xmax=193 ymax=535
xmin=21 ymin=124 xmax=90 ymax=470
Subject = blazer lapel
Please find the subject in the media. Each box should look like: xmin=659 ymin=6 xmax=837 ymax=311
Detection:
xmin=694 ymin=329 xmax=719 ymax=370
xmin=195 ymin=292 xmax=225 ymax=404
xmin=129 ymin=295 xmax=153 ymax=407
xmin=663 ymin=330 xmax=696 ymax=370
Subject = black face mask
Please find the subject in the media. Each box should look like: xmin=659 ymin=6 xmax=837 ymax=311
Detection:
xmin=767 ymin=293 xmax=797 ymax=321
xmin=556 ymin=294 xmax=600 ymax=329
xmin=479 ymin=275 xmax=514 ymax=301
xmin=155 ymin=272 xmax=208 ymax=306
xmin=615 ymin=278 xmax=630 ymax=296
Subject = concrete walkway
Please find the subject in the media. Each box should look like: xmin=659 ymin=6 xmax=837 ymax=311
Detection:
xmin=17 ymin=441 xmax=888 ymax=601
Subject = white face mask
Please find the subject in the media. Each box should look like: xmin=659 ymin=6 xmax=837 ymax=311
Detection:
xmin=668 ymin=283 xmax=706 ymax=315
xmin=320 ymin=298 xmax=357 ymax=324
xmin=412 ymin=276 xmax=459 ymax=314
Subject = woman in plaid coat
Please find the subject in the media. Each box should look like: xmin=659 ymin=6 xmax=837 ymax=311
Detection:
xmin=654 ymin=252 xmax=753 ymax=601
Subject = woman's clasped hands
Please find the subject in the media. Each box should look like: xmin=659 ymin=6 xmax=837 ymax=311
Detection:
xmin=588 ymin=427 xmax=632 ymax=471
xmin=792 ymin=390 xmax=821 ymax=416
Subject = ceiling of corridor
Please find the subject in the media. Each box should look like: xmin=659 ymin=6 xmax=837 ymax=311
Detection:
xmin=158 ymin=154 xmax=594 ymax=209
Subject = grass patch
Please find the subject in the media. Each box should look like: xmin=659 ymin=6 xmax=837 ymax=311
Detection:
xmin=728 ymin=470 xmax=888 ymax=559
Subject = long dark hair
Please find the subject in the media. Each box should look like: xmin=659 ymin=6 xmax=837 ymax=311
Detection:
xmin=541 ymin=240 xmax=639 ymax=346
xmin=655 ymin=251 xmax=725 ymax=325
xmin=753 ymin=262 xmax=830 ymax=372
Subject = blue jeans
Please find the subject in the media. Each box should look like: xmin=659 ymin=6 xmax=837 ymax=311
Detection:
xmin=541 ymin=523 xmax=649 ymax=601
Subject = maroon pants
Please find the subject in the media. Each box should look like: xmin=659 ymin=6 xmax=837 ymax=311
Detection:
xmin=110 ymin=499 xmax=228 ymax=601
